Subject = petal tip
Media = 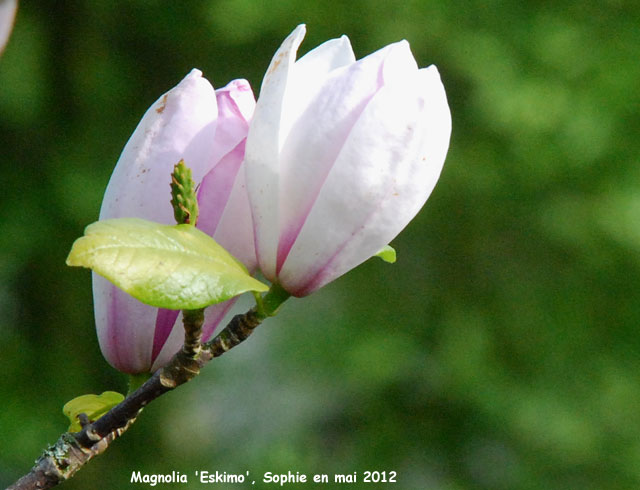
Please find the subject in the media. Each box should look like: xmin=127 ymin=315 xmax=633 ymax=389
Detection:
xmin=422 ymin=64 xmax=442 ymax=77
xmin=288 ymin=24 xmax=307 ymax=47
xmin=337 ymin=34 xmax=354 ymax=52
xmin=185 ymin=68 xmax=203 ymax=79
xmin=228 ymin=78 xmax=252 ymax=91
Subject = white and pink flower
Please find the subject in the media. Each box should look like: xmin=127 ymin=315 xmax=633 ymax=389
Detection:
xmin=93 ymin=70 xmax=256 ymax=373
xmin=92 ymin=25 xmax=452 ymax=373
xmin=244 ymin=25 xmax=451 ymax=296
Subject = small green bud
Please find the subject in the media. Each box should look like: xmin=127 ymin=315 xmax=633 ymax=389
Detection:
xmin=374 ymin=244 xmax=396 ymax=263
xmin=170 ymin=159 xmax=199 ymax=225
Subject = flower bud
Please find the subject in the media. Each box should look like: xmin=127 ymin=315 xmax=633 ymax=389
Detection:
xmin=93 ymin=70 xmax=256 ymax=373
xmin=245 ymin=25 xmax=451 ymax=296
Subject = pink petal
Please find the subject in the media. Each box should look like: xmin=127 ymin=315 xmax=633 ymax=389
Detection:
xmin=209 ymin=79 xmax=255 ymax=169
xmin=198 ymin=141 xmax=247 ymax=236
xmin=151 ymin=308 xmax=180 ymax=363
xmin=210 ymin=144 xmax=258 ymax=271
xmin=94 ymin=276 xmax=157 ymax=373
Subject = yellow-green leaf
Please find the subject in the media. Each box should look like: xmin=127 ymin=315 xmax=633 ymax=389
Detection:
xmin=63 ymin=391 xmax=125 ymax=432
xmin=66 ymin=218 xmax=268 ymax=310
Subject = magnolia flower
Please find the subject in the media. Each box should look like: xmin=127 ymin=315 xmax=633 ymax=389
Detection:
xmin=245 ymin=25 xmax=451 ymax=296
xmin=0 ymin=0 xmax=17 ymax=56
xmin=93 ymin=69 xmax=256 ymax=374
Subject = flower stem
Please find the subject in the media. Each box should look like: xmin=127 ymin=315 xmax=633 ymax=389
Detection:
xmin=182 ymin=308 xmax=205 ymax=357
xmin=257 ymin=282 xmax=291 ymax=319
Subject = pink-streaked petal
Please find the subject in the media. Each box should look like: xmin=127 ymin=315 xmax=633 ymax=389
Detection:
xmin=279 ymin=65 xmax=451 ymax=295
xmin=149 ymin=310 xmax=184 ymax=372
xmin=93 ymin=275 xmax=156 ymax=373
xmin=201 ymin=300 xmax=237 ymax=342
xmin=151 ymin=308 xmax=180 ymax=363
xmin=245 ymin=24 xmax=306 ymax=282
xmin=212 ymin=144 xmax=258 ymax=271
xmin=198 ymin=141 xmax=246 ymax=236
xmin=276 ymin=41 xmax=415 ymax=273
xmin=209 ymin=79 xmax=255 ymax=167
xmin=99 ymin=69 xmax=218 ymax=223
xmin=0 ymin=0 xmax=17 ymax=56
xmin=148 ymin=300 xmax=239 ymax=372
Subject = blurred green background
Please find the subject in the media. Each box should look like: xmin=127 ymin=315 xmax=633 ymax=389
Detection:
xmin=1 ymin=0 xmax=639 ymax=489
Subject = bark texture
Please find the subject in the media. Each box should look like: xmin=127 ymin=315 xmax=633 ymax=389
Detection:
xmin=8 ymin=308 xmax=264 ymax=490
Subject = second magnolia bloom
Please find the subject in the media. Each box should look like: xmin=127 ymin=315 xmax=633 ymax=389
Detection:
xmin=94 ymin=70 xmax=256 ymax=374
xmin=245 ymin=25 xmax=452 ymax=296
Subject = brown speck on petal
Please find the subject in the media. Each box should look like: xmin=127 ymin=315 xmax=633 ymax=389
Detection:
xmin=155 ymin=94 xmax=169 ymax=114
xmin=267 ymin=51 xmax=287 ymax=77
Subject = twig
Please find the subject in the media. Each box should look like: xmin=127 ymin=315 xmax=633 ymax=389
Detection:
xmin=7 ymin=308 xmax=264 ymax=490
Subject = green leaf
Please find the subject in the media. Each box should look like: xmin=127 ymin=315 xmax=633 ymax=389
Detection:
xmin=374 ymin=245 xmax=397 ymax=263
xmin=63 ymin=391 xmax=125 ymax=432
xmin=66 ymin=218 xmax=269 ymax=309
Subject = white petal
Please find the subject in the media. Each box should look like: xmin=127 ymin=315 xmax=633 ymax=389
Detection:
xmin=100 ymin=69 xmax=218 ymax=223
xmin=244 ymin=24 xmax=306 ymax=281
xmin=296 ymin=34 xmax=355 ymax=69
xmin=417 ymin=66 xmax=452 ymax=186
xmin=380 ymin=40 xmax=418 ymax=85
xmin=275 ymin=41 xmax=417 ymax=274
xmin=281 ymin=35 xmax=355 ymax=143
xmin=280 ymin=66 xmax=451 ymax=295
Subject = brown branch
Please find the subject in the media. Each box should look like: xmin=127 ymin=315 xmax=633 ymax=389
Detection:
xmin=7 ymin=308 xmax=265 ymax=490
